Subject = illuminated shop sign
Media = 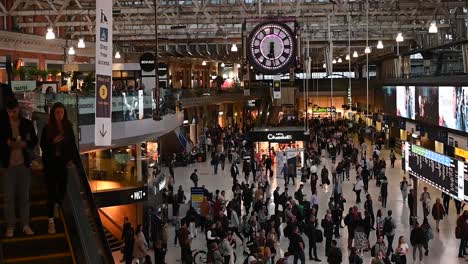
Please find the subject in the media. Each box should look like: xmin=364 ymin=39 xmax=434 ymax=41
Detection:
xmin=267 ymin=133 xmax=293 ymax=141
xmin=93 ymin=186 xmax=148 ymax=208
xmin=250 ymin=129 xmax=308 ymax=142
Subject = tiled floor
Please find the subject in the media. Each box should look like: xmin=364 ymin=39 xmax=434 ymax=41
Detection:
xmin=116 ymin=142 xmax=467 ymax=264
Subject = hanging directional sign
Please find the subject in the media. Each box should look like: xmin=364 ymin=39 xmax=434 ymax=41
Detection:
xmin=273 ymin=75 xmax=281 ymax=99
xmin=94 ymin=0 xmax=112 ymax=146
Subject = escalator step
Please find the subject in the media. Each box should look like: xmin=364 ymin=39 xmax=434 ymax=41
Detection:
xmin=0 ymin=216 xmax=64 ymax=236
xmin=1 ymin=233 xmax=70 ymax=260
xmin=4 ymin=252 xmax=73 ymax=264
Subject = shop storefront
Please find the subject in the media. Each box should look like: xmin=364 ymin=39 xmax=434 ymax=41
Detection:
xmin=249 ymin=127 xmax=309 ymax=178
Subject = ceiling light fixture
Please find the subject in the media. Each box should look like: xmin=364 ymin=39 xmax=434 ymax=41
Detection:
xmin=202 ymin=61 xmax=207 ymax=66
xmin=68 ymin=46 xmax=75 ymax=55
xmin=345 ymin=54 xmax=350 ymax=61
xmin=429 ymin=21 xmax=438 ymax=33
xmin=323 ymin=63 xmax=326 ymax=69
xmin=77 ymin=38 xmax=86 ymax=48
xmin=338 ymin=57 xmax=343 ymax=63
xmin=231 ymin=44 xmax=238 ymax=52
xmin=221 ymin=62 xmax=225 ymax=67
xmin=237 ymin=63 xmax=241 ymax=68
xmin=364 ymin=46 xmax=371 ymax=54
xmin=332 ymin=59 xmax=337 ymax=64
xmin=377 ymin=40 xmax=384 ymax=49
xmin=45 ymin=26 xmax=55 ymax=40
xmin=114 ymin=51 xmax=121 ymax=59
xmin=396 ymin=32 xmax=404 ymax=42
xmin=353 ymin=51 xmax=358 ymax=57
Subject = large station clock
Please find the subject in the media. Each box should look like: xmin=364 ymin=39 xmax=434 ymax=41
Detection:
xmin=247 ymin=22 xmax=297 ymax=75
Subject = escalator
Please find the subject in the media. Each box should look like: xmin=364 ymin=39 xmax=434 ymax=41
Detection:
xmin=0 ymin=172 xmax=74 ymax=264
xmin=0 ymin=112 xmax=114 ymax=264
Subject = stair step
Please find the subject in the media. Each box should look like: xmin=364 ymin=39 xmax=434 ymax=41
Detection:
xmin=1 ymin=233 xmax=70 ymax=260
xmin=0 ymin=200 xmax=48 ymax=218
xmin=4 ymin=252 xmax=73 ymax=264
xmin=0 ymin=216 xmax=65 ymax=236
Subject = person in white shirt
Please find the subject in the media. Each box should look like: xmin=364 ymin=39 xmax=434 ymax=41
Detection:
xmin=310 ymin=190 xmax=319 ymax=212
xmin=353 ymin=176 xmax=365 ymax=203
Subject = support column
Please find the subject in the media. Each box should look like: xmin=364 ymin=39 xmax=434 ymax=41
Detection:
xmin=136 ymin=143 xmax=142 ymax=183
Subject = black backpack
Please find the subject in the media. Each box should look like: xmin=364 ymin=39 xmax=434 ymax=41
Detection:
xmin=383 ymin=217 xmax=393 ymax=234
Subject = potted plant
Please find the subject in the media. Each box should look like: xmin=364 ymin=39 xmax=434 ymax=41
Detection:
xmin=26 ymin=67 xmax=39 ymax=80
xmin=39 ymin=70 xmax=49 ymax=81
xmin=49 ymin=69 xmax=60 ymax=82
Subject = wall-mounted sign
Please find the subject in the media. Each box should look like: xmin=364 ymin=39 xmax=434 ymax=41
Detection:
xmin=93 ymin=186 xmax=148 ymax=208
xmin=11 ymin=80 xmax=35 ymax=92
xmin=313 ymin=107 xmax=336 ymax=113
xmin=140 ymin=53 xmax=156 ymax=72
xmin=267 ymin=133 xmax=292 ymax=141
xmin=250 ymin=128 xmax=308 ymax=142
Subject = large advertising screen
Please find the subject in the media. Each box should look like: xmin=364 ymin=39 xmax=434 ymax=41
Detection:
xmin=384 ymin=85 xmax=468 ymax=134
xmin=438 ymin=86 xmax=468 ymax=132
xmin=396 ymin=85 xmax=415 ymax=119
xmin=415 ymin=86 xmax=438 ymax=124
xmin=383 ymin=86 xmax=397 ymax=115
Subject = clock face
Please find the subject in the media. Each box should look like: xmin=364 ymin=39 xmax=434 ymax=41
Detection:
xmin=247 ymin=22 xmax=296 ymax=75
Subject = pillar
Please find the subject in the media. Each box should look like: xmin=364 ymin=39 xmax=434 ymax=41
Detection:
xmin=136 ymin=143 xmax=142 ymax=182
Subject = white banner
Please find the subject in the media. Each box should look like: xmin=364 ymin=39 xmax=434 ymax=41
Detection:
xmin=95 ymin=0 xmax=113 ymax=146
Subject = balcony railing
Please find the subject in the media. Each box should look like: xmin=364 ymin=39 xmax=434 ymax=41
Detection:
xmin=15 ymin=91 xmax=176 ymax=126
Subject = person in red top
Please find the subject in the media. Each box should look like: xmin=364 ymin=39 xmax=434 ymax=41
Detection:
xmin=178 ymin=221 xmax=192 ymax=264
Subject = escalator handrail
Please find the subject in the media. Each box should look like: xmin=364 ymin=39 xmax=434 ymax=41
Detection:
xmin=71 ymin=142 xmax=114 ymax=263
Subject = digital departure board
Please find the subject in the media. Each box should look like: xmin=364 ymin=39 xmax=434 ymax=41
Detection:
xmin=406 ymin=142 xmax=465 ymax=201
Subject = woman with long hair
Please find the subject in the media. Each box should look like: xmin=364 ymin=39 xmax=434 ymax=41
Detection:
xmin=395 ymin=235 xmax=409 ymax=264
xmin=40 ymin=102 xmax=78 ymax=234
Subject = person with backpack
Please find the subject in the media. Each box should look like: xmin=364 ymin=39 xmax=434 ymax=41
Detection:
xmin=383 ymin=210 xmax=396 ymax=256
xmin=371 ymin=235 xmax=389 ymax=264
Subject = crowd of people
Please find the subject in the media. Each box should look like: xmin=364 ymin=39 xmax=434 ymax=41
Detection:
xmin=2 ymin=94 xmax=467 ymax=264
xmin=120 ymin=119 xmax=468 ymax=264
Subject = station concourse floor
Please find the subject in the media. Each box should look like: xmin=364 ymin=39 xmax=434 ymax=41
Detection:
xmin=114 ymin=144 xmax=467 ymax=264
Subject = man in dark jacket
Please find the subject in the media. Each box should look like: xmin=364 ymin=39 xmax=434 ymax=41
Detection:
xmin=273 ymin=187 xmax=280 ymax=214
xmin=305 ymin=215 xmax=321 ymax=261
xmin=410 ymin=222 xmax=426 ymax=262
xmin=288 ymin=225 xmax=305 ymax=264
xmin=327 ymin=240 xmax=342 ymax=264
xmin=322 ymin=213 xmax=334 ymax=257
xmin=0 ymin=97 xmax=38 ymax=238
xmin=230 ymin=162 xmax=239 ymax=183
